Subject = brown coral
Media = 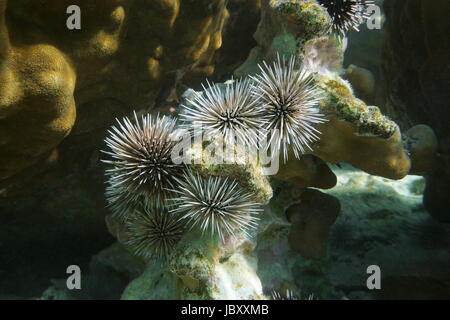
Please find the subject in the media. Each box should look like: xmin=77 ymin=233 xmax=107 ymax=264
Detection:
xmin=0 ymin=0 xmax=228 ymax=192
xmin=287 ymin=188 xmax=340 ymax=259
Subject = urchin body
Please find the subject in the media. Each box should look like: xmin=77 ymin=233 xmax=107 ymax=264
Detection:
xmin=251 ymin=55 xmax=326 ymax=162
xmin=102 ymin=112 xmax=183 ymax=206
xmin=181 ymin=79 xmax=266 ymax=149
xmin=169 ymin=170 xmax=262 ymax=242
xmin=126 ymin=207 xmax=185 ymax=260
xmin=318 ymin=0 xmax=375 ymax=34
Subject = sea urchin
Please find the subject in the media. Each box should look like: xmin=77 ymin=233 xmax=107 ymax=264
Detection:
xmin=180 ymin=79 xmax=266 ymax=149
xmin=126 ymin=207 xmax=185 ymax=260
xmin=102 ymin=112 xmax=184 ymax=205
xmin=251 ymin=55 xmax=326 ymax=162
xmin=168 ymin=170 xmax=262 ymax=241
xmin=318 ymin=0 xmax=375 ymax=35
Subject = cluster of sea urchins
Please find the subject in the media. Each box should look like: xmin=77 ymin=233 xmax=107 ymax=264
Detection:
xmin=101 ymin=112 xmax=263 ymax=259
xmin=318 ymin=0 xmax=376 ymax=35
xmin=102 ymin=54 xmax=327 ymax=260
xmin=182 ymin=54 xmax=326 ymax=162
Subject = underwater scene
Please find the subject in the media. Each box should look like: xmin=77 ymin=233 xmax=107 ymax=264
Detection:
xmin=0 ymin=0 xmax=449 ymax=302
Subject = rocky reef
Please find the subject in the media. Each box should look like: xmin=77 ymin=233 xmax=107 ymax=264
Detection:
xmin=0 ymin=0 xmax=448 ymax=300
xmin=382 ymin=0 xmax=450 ymax=223
xmin=0 ymin=0 xmax=229 ymax=296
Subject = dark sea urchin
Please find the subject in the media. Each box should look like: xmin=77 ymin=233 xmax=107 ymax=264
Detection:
xmin=251 ymin=55 xmax=326 ymax=161
xmin=102 ymin=112 xmax=184 ymax=211
xmin=318 ymin=0 xmax=375 ymax=35
xmin=126 ymin=207 xmax=185 ymax=260
xmin=181 ymin=79 xmax=266 ymax=149
xmin=169 ymin=170 xmax=262 ymax=241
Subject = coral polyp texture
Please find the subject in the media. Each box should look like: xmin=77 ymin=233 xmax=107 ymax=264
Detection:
xmin=181 ymin=79 xmax=266 ymax=148
xmin=126 ymin=207 xmax=185 ymax=260
xmin=251 ymin=55 xmax=327 ymax=161
xmin=169 ymin=170 xmax=262 ymax=242
xmin=318 ymin=0 xmax=375 ymax=35
xmin=102 ymin=113 xmax=183 ymax=206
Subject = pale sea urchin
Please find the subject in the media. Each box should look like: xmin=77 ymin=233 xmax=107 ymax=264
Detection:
xmin=251 ymin=55 xmax=326 ymax=162
xmin=318 ymin=0 xmax=375 ymax=35
xmin=102 ymin=112 xmax=184 ymax=206
xmin=181 ymin=79 xmax=266 ymax=149
xmin=169 ymin=170 xmax=262 ymax=241
xmin=126 ymin=207 xmax=185 ymax=260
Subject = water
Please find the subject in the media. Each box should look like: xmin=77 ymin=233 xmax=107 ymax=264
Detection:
xmin=0 ymin=0 xmax=448 ymax=300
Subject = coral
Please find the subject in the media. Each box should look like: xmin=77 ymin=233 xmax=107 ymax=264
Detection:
xmin=286 ymin=189 xmax=341 ymax=259
xmin=382 ymin=0 xmax=450 ymax=222
xmin=235 ymin=0 xmax=330 ymax=77
xmin=313 ymin=73 xmax=411 ymax=180
xmin=0 ymin=0 xmax=230 ymax=297
xmin=0 ymin=0 xmax=229 ymax=194
xmin=3 ymin=0 xmax=445 ymax=301
xmin=106 ymin=1 xmax=419 ymax=300
xmin=275 ymin=154 xmax=337 ymax=189
xmin=168 ymin=231 xmax=264 ymax=299
xmin=303 ymin=37 xmax=346 ymax=74
xmin=233 ymin=0 xmax=412 ymax=181
xmin=343 ymin=64 xmax=375 ymax=102
xmin=404 ymin=125 xmax=438 ymax=175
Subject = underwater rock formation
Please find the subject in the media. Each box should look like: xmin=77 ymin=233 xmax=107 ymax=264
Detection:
xmin=235 ymin=0 xmax=330 ymax=77
xmin=95 ymin=0 xmax=428 ymax=300
xmin=0 ymin=0 xmax=230 ymax=297
xmin=382 ymin=0 xmax=450 ymax=222
xmin=287 ymin=189 xmax=341 ymax=259
xmin=405 ymin=125 xmax=438 ymax=175
xmin=0 ymin=0 xmax=228 ymax=192
xmin=2 ymin=0 xmax=447 ymax=300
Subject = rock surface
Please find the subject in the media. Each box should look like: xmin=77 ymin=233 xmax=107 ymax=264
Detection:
xmin=381 ymin=0 xmax=450 ymax=222
xmin=257 ymin=164 xmax=450 ymax=299
xmin=0 ymin=0 xmax=230 ymax=298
